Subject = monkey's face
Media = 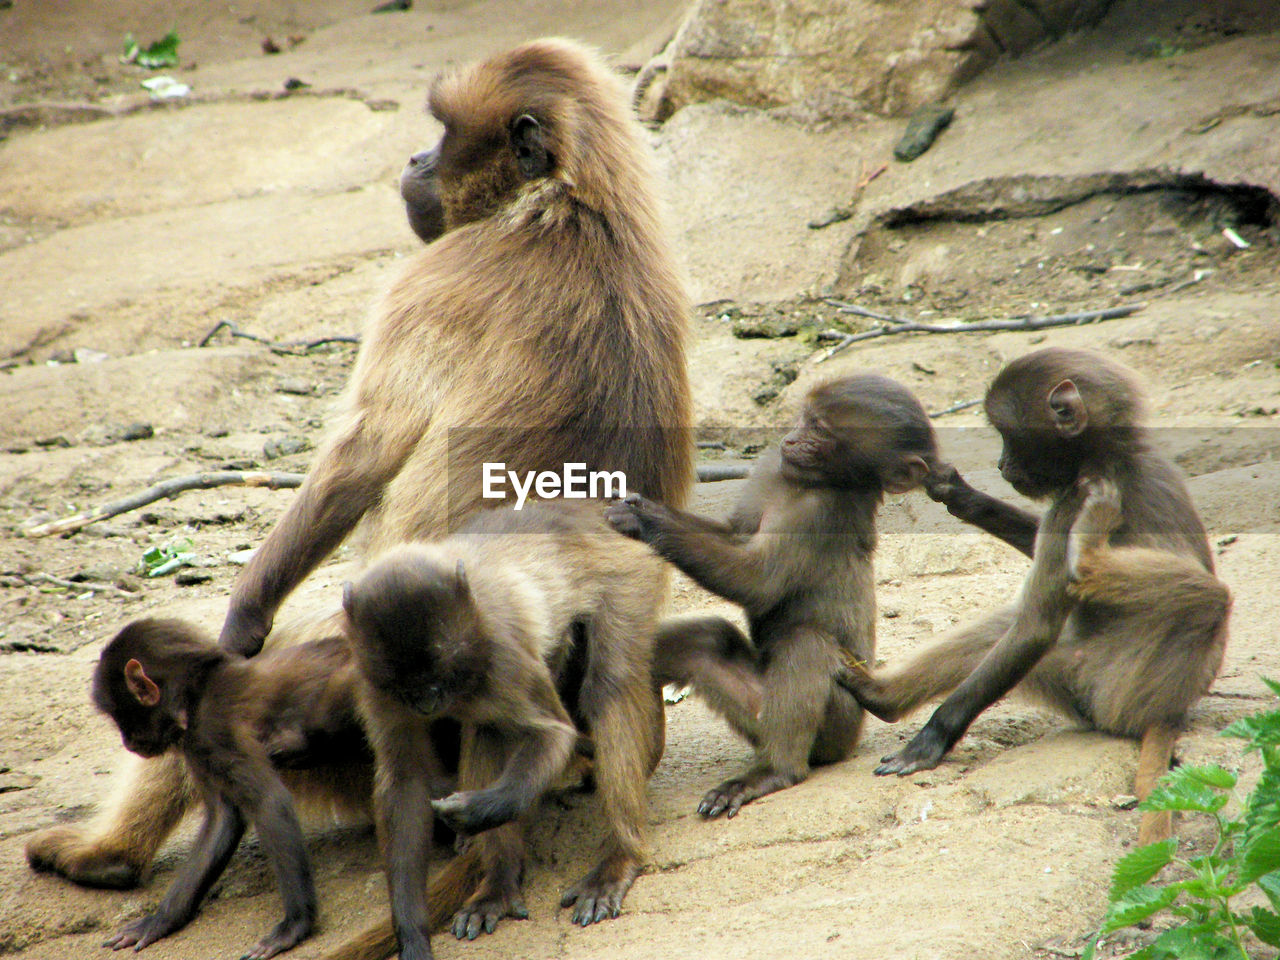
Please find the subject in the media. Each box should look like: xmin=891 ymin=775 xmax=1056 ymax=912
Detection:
xmin=400 ymin=148 xmax=446 ymax=244
xmin=996 ymin=429 xmax=1080 ymax=499
xmin=778 ymin=411 xmax=839 ymax=485
xmin=109 ymin=702 xmax=184 ymax=758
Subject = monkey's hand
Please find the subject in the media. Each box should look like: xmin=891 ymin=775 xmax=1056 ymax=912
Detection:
xmin=922 ymin=461 xmax=968 ymax=507
xmin=603 ymin=494 xmax=668 ymax=544
xmin=102 ymin=910 xmax=186 ymax=952
xmin=451 ymin=876 xmax=529 ymax=940
xmin=219 ymin=602 xmax=273 ymax=658
xmin=874 ymin=726 xmax=949 ymax=777
xmin=698 ymin=767 xmax=802 ymax=819
xmin=431 ymin=790 xmax=514 ymax=837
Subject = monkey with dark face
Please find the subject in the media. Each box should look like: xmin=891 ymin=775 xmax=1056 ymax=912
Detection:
xmin=836 ymin=348 xmax=1230 ymax=844
xmin=607 ymin=375 xmax=936 ymax=818
xmin=89 ymin=620 xmax=372 ymax=959
xmin=27 ymin=36 xmax=692 ymax=902
xmin=341 ymin=500 xmax=665 ymax=960
xmin=399 ymin=149 xmax=445 ymax=244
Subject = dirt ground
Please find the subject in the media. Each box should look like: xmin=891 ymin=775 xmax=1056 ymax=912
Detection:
xmin=1 ymin=1 xmax=1279 ymax=958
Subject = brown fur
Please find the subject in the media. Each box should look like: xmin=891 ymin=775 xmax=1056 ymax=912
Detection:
xmin=836 ymin=348 xmax=1230 ymax=843
xmin=82 ymin=619 xmax=372 ymax=958
xmin=608 ymin=375 xmax=937 ymax=817
xmin=339 ymin=500 xmax=666 ymax=959
xmin=27 ymin=36 xmax=691 ymax=899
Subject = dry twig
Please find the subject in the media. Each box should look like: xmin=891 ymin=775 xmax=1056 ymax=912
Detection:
xmin=24 ymin=471 xmax=304 ymax=538
xmin=24 ymin=463 xmax=747 ymax=538
xmin=815 ymin=301 xmax=1145 ymax=362
xmin=14 ymin=572 xmax=137 ymax=598
xmin=199 ymin=320 xmax=359 ymax=355
xmin=929 ymin=398 xmax=982 ymax=419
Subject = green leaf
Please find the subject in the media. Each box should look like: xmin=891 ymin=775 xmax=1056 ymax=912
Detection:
xmin=1261 ymin=677 xmax=1280 ymax=699
xmin=1222 ymin=710 xmax=1280 ymax=749
xmin=1101 ymin=885 xmax=1180 ymax=934
xmin=1177 ymin=765 xmax=1238 ymax=790
xmin=1111 ymin=839 xmax=1178 ymax=899
xmin=1246 ymin=906 xmax=1280 ymax=948
xmin=1240 ymin=826 xmax=1280 ymax=883
xmin=1257 ymin=871 xmax=1280 ymax=912
xmin=1144 ymin=924 xmax=1247 ymax=960
xmin=1080 ymin=939 xmax=1096 ymax=960
xmin=1140 ymin=766 xmax=1229 ymax=814
xmin=136 ymin=30 xmax=180 ymax=69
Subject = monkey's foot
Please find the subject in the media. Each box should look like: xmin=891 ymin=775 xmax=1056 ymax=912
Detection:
xmin=103 ymin=911 xmax=180 ymax=951
xmin=432 ymin=790 xmax=515 ymax=837
xmin=832 ymin=660 xmax=901 ymax=723
xmin=1076 ymin=476 xmax=1122 ymax=529
xmin=241 ymin=915 xmax=313 ymax=960
xmin=1068 ymin=476 xmax=1123 ymax=580
xmin=452 ymin=882 xmax=529 ymax=940
xmin=698 ymin=768 xmax=801 ymax=819
xmin=875 ymin=727 xmax=949 ymax=776
xmin=560 ymin=855 xmax=640 ymax=926
xmin=26 ymin=826 xmax=144 ymax=889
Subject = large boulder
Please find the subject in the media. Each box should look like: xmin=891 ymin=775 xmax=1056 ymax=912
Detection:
xmin=650 ymin=0 xmax=1116 ymax=120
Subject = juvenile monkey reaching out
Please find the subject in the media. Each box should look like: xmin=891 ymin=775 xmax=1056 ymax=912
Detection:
xmin=836 ymin=348 xmax=1230 ymax=844
xmin=608 ymin=375 xmax=937 ymax=818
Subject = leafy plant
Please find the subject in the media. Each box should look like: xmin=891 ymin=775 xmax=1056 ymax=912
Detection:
xmin=120 ymin=30 xmax=180 ymax=69
xmin=1084 ymin=679 xmax=1280 ymax=959
xmin=138 ymin=537 xmax=196 ymax=577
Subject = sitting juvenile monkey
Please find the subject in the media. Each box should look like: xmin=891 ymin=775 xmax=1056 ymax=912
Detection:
xmin=606 ymin=375 xmax=937 ymax=818
xmin=836 ymin=348 xmax=1230 ymax=844
xmin=91 ymin=619 xmax=370 ymax=959
xmin=342 ymin=499 xmax=666 ymax=960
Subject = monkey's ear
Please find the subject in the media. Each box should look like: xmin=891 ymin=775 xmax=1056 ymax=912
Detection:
xmin=342 ymin=581 xmax=355 ymax=616
xmin=883 ymin=454 xmax=930 ymax=494
xmin=123 ymin=659 xmax=161 ymax=707
xmin=454 ymin=560 xmax=469 ymax=598
xmin=1047 ymin=379 xmax=1088 ymax=437
xmin=511 ymin=114 xmax=552 ymax=179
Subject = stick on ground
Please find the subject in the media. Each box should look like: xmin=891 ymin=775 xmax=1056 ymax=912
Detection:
xmin=24 ymin=463 xmax=748 ymax=538
xmin=23 ymin=471 xmax=304 ymax=538
xmin=815 ymin=302 xmax=1145 ymax=362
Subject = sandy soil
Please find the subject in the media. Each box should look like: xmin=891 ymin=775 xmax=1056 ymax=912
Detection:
xmin=1 ymin=2 xmax=1278 ymax=958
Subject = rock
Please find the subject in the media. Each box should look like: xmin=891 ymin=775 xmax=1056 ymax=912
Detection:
xmin=121 ymin=422 xmax=154 ymax=441
xmin=277 ymin=377 xmax=314 ymax=396
xmin=894 ymin=104 xmax=955 ymax=162
xmin=263 ymin=436 xmax=311 ymax=460
xmin=662 ymin=0 xmax=1115 ymax=119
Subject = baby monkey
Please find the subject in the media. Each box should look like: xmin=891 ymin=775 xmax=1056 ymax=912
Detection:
xmin=91 ymin=619 xmax=367 ymax=959
xmin=607 ymin=375 xmax=936 ymax=817
xmin=342 ymin=500 xmax=665 ymax=959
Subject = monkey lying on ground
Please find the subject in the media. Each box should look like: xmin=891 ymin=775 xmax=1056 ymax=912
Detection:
xmin=26 ymin=36 xmax=692 ymax=903
xmin=89 ymin=619 xmax=371 ymax=959
xmin=607 ymin=375 xmax=936 ymax=818
xmin=836 ymin=348 xmax=1230 ymax=843
xmin=341 ymin=499 xmax=665 ymax=960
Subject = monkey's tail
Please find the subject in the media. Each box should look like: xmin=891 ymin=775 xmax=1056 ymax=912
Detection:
xmin=315 ymin=848 xmax=482 ymax=960
xmin=1134 ymin=722 xmax=1178 ymax=846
